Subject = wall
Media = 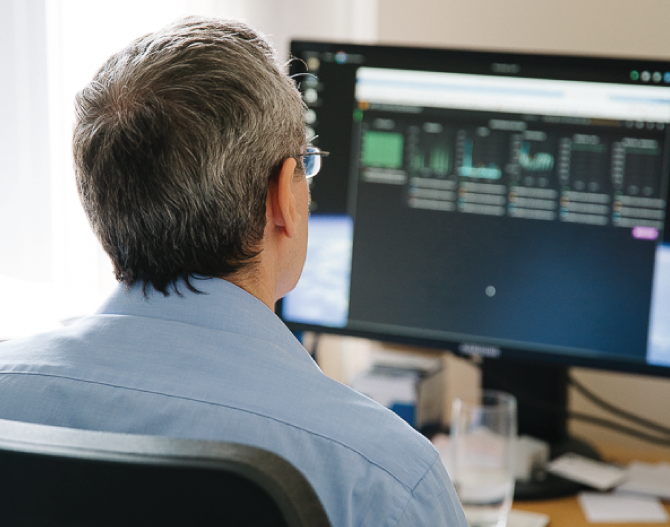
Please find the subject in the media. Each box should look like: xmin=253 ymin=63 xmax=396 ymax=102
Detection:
xmin=369 ymin=0 xmax=670 ymax=454
xmin=378 ymin=0 xmax=670 ymax=59
xmin=240 ymin=0 xmax=378 ymax=60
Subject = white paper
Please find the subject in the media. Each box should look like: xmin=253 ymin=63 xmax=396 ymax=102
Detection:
xmin=506 ymin=510 xmax=550 ymax=527
xmin=616 ymin=461 xmax=670 ymax=500
xmin=546 ymin=453 xmax=628 ymax=490
xmin=578 ymin=492 xmax=669 ymax=523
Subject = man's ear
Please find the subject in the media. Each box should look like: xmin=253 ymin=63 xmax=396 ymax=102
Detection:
xmin=267 ymin=157 xmax=298 ymax=238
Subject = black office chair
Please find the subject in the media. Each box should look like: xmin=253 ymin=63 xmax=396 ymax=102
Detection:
xmin=0 ymin=418 xmax=331 ymax=527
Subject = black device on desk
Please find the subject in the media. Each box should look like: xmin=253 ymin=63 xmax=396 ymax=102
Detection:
xmin=278 ymin=40 xmax=670 ymax=498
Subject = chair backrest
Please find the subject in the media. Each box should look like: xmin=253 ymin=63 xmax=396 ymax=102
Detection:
xmin=0 ymin=418 xmax=332 ymax=527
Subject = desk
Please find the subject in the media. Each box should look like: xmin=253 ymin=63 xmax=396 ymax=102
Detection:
xmin=513 ymin=444 xmax=670 ymax=527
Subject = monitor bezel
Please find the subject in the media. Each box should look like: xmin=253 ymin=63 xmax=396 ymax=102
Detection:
xmin=281 ymin=39 xmax=670 ymax=381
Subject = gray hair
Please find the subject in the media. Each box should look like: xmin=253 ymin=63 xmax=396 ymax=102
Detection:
xmin=73 ymin=16 xmax=306 ymax=294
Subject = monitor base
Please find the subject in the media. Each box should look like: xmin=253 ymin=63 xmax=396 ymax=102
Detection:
xmin=514 ymin=436 xmax=600 ymax=501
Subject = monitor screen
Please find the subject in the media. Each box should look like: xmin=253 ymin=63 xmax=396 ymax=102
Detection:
xmin=280 ymin=41 xmax=670 ymax=379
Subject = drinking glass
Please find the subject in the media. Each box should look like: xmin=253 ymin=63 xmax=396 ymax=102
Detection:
xmin=450 ymin=390 xmax=517 ymax=527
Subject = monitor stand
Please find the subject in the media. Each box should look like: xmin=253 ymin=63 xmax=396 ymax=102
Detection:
xmin=480 ymin=357 xmax=600 ymax=500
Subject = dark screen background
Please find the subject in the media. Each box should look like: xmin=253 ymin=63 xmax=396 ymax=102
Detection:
xmin=348 ymin=180 xmax=656 ymax=358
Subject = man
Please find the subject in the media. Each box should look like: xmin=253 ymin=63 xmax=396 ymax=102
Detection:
xmin=0 ymin=17 xmax=467 ymax=527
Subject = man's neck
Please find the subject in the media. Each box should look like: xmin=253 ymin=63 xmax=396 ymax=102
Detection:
xmin=222 ymin=263 xmax=276 ymax=312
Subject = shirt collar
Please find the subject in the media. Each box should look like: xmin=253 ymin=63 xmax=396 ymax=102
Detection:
xmin=95 ymin=277 xmax=282 ymax=340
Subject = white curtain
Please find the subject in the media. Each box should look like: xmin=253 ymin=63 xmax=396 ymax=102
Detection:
xmin=0 ymin=0 xmax=377 ymax=339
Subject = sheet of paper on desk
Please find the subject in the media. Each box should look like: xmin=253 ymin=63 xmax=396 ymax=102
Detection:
xmin=506 ymin=510 xmax=550 ymax=527
xmin=547 ymin=453 xmax=628 ymax=490
xmin=578 ymin=492 xmax=669 ymax=523
xmin=616 ymin=461 xmax=670 ymax=500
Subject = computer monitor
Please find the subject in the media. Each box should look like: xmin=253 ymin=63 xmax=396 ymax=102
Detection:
xmin=280 ymin=41 xmax=670 ymax=454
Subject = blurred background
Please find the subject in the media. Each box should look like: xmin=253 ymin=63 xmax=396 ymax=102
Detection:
xmin=1 ymin=0 xmax=669 ymax=451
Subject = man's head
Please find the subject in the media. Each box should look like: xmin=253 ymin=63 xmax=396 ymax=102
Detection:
xmin=73 ymin=17 xmax=306 ymax=295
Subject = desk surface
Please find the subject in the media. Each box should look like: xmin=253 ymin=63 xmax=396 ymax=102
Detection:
xmin=512 ymin=444 xmax=670 ymax=527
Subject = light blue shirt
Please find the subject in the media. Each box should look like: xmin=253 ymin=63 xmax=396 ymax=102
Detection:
xmin=0 ymin=278 xmax=467 ymax=527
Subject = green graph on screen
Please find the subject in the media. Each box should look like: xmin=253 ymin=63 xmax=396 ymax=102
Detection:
xmin=519 ymin=142 xmax=554 ymax=172
xmin=362 ymin=131 xmax=404 ymax=169
xmin=429 ymin=146 xmax=450 ymax=174
xmin=412 ymin=146 xmax=450 ymax=175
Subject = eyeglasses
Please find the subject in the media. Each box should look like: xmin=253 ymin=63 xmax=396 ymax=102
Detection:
xmin=302 ymin=146 xmax=329 ymax=179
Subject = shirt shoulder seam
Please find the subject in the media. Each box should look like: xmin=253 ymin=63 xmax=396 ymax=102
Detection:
xmin=390 ymin=456 xmax=449 ymax=527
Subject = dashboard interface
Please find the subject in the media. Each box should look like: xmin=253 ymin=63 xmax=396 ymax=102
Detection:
xmin=281 ymin=42 xmax=670 ymax=374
